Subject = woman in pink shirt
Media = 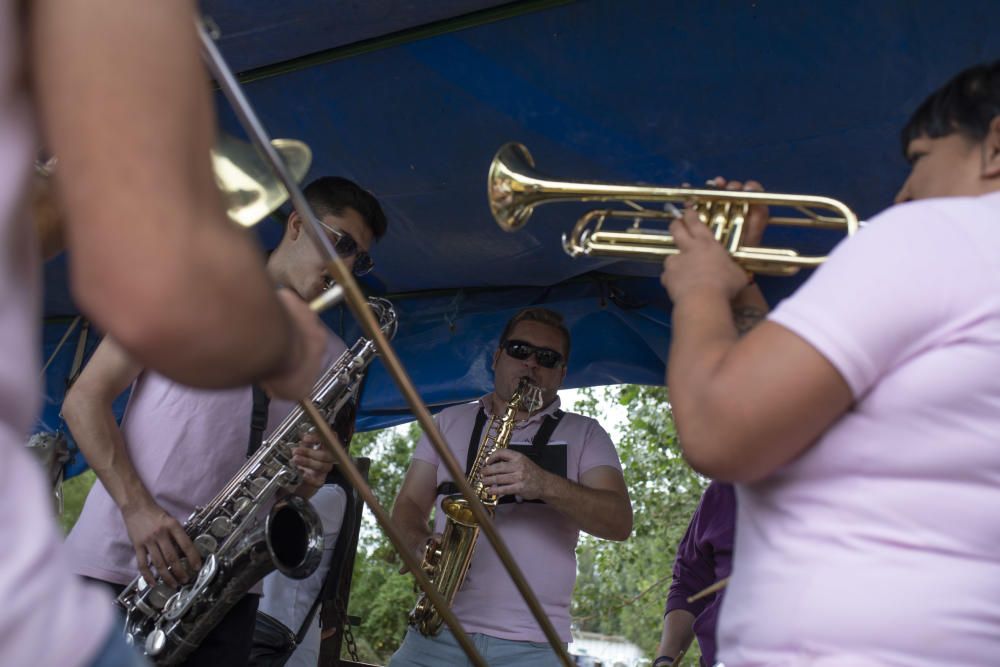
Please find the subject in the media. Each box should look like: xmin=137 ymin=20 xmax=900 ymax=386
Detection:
xmin=662 ymin=61 xmax=1000 ymax=666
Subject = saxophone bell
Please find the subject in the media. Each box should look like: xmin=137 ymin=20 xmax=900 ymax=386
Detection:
xmin=264 ymin=496 xmax=324 ymax=579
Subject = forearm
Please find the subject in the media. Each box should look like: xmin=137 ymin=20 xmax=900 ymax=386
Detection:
xmin=730 ymin=284 xmax=769 ymax=335
xmin=141 ymin=227 xmax=299 ymax=386
xmin=391 ymin=496 xmax=434 ymax=558
xmin=656 ymin=609 xmax=696 ymax=660
xmin=31 ymin=0 xmax=297 ymax=389
xmin=62 ymin=394 xmax=153 ymax=513
xmin=539 ymin=473 xmax=632 ymax=541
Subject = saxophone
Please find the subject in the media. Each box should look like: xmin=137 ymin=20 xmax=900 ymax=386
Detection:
xmin=409 ymin=376 xmax=543 ymax=636
xmin=117 ymin=297 xmax=397 ymax=665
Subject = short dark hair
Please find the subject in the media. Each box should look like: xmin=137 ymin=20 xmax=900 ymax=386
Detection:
xmin=302 ymin=176 xmax=388 ymax=241
xmin=901 ymin=61 xmax=1000 ymax=157
xmin=499 ymin=307 xmax=571 ymax=363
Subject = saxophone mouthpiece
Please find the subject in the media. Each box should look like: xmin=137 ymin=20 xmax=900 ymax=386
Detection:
xmin=518 ymin=378 xmax=543 ymax=414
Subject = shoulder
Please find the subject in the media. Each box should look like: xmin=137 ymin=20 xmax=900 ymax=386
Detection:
xmin=701 ymin=482 xmax=736 ymax=511
xmin=435 ymin=401 xmax=482 ymax=429
xmin=859 ymin=193 xmax=1000 ymax=249
xmin=559 ymin=410 xmax=612 ymax=443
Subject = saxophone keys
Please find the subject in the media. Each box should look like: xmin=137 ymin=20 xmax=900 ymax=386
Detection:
xmin=193 ymin=533 xmax=218 ymax=556
xmin=209 ymin=516 xmax=233 ymax=538
xmin=145 ymin=628 xmax=168 ymax=656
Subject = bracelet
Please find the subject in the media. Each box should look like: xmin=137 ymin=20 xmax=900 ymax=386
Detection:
xmin=652 ymin=656 xmax=675 ymax=667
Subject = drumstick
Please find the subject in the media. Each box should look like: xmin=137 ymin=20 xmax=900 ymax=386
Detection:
xmin=686 ymin=576 xmax=730 ymax=604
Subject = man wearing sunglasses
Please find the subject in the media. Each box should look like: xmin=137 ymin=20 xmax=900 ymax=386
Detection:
xmin=389 ymin=307 xmax=633 ymax=667
xmin=62 ymin=176 xmax=387 ymax=667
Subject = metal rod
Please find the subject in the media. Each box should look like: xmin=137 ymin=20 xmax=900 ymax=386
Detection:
xmin=198 ymin=21 xmax=573 ymax=666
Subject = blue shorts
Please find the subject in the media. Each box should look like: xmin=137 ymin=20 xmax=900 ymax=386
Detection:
xmin=388 ymin=625 xmax=565 ymax=667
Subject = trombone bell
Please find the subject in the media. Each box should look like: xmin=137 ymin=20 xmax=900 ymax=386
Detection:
xmin=212 ymin=135 xmax=312 ymax=227
xmin=487 ymin=142 xmax=859 ymax=277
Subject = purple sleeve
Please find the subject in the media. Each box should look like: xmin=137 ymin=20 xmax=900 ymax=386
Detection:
xmin=665 ymin=483 xmax=735 ymax=617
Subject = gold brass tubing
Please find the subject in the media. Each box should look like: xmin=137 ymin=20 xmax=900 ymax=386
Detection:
xmin=686 ymin=576 xmax=730 ymax=604
xmin=491 ymin=142 xmax=859 ymax=278
xmin=300 ymin=402 xmax=488 ymax=667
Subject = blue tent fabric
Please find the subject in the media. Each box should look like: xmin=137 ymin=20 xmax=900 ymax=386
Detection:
xmin=36 ymin=1 xmax=1000 ymax=471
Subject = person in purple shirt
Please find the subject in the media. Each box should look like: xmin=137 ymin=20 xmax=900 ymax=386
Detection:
xmin=654 ymin=482 xmax=734 ymax=667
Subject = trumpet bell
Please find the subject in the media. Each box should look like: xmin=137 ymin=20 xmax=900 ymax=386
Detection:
xmin=212 ymin=135 xmax=312 ymax=227
xmin=489 ymin=142 xmax=539 ymax=231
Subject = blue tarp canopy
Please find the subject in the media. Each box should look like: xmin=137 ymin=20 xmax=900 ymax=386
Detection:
xmin=38 ymin=0 xmax=1000 ymax=476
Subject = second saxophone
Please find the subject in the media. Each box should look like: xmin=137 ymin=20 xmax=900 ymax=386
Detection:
xmin=409 ymin=376 xmax=543 ymax=636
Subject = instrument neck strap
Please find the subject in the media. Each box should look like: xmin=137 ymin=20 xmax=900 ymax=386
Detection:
xmin=435 ymin=406 xmax=565 ymax=499
xmin=246 ymin=385 xmax=271 ymax=458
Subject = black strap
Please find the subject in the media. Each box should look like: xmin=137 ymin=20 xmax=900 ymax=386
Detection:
xmin=435 ymin=408 xmax=565 ymax=498
xmin=465 ymin=407 xmax=489 ymax=474
xmin=530 ymin=409 xmax=564 ymax=455
xmin=247 ymin=384 xmax=272 ymax=458
xmin=294 ymin=466 xmax=361 ymax=644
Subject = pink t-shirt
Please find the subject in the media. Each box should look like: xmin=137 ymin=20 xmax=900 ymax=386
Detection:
xmin=66 ymin=335 xmax=347 ymax=586
xmin=0 ymin=6 xmax=115 ymax=665
xmin=413 ymin=396 xmax=622 ymax=643
xmin=718 ymin=192 xmax=1000 ymax=667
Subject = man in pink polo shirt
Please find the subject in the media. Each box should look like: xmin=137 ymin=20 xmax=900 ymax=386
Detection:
xmin=5 ymin=2 xmax=331 ymax=665
xmin=388 ymin=307 xmax=634 ymax=666
xmin=661 ymin=60 xmax=1000 ymax=666
xmin=63 ymin=176 xmax=387 ymax=667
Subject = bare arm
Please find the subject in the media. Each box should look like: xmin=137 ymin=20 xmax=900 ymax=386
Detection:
xmin=661 ymin=212 xmax=853 ymax=483
xmin=62 ymin=336 xmax=202 ymax=586
xmin=655 ymin=609 xmax=696 ymax=664
xmin=391 ymin=459 xmax=440 ymax=567
xmin=482 ymin=452 xmax=634 ymax=541
xmin=29 ymin=0 xmax=321 ymax=392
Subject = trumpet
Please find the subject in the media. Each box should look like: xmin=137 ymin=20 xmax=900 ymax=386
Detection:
xmin=488 ymin=142 xmax=859 ymax=276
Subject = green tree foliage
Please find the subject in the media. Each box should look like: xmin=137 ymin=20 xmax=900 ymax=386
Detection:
xmin=346 ymin=386 xmax=710 ymax=665
xmin=345 ymin=424 xmax=423 ymax=662
xmin=571 ymin=385 xmax=706 ymax=662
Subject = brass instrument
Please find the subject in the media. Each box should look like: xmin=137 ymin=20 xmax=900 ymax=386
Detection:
xmin=117 ymin=299 xmax=398 ymax=664
xmin=488 ymin=142 xmax=859 ymax=276
xmin=211 ymin=134 xmax=311 ymax=227
xmin=410 ymin=377 xmax=544 ymax=636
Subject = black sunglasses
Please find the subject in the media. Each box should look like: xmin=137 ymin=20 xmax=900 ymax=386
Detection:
xmin=317 ymin=220 xmax=375 ymax=277
xmin=502 ymin=339 xmax=564 ymax=369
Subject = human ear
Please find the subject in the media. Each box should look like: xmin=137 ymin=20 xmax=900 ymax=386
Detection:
xmin=981 ymin=116 xmax=1000 ymax=179
xmin=287 ymin=211 xmax=303 ymax=241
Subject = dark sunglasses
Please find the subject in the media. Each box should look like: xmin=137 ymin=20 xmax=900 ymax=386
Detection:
xmin=317 ymin=220 xmax=375 ymax=277
xmin=502 ymin=339 xmax=564 ymax=369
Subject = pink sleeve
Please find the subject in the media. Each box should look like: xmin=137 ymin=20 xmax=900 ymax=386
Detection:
xmin=412 ymin=417 xmax=441 ymax=466
xmin=578 ymin=418 xmax=622 ymax=474
xmin=768 ymin=201 xmax=961 ymax=399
